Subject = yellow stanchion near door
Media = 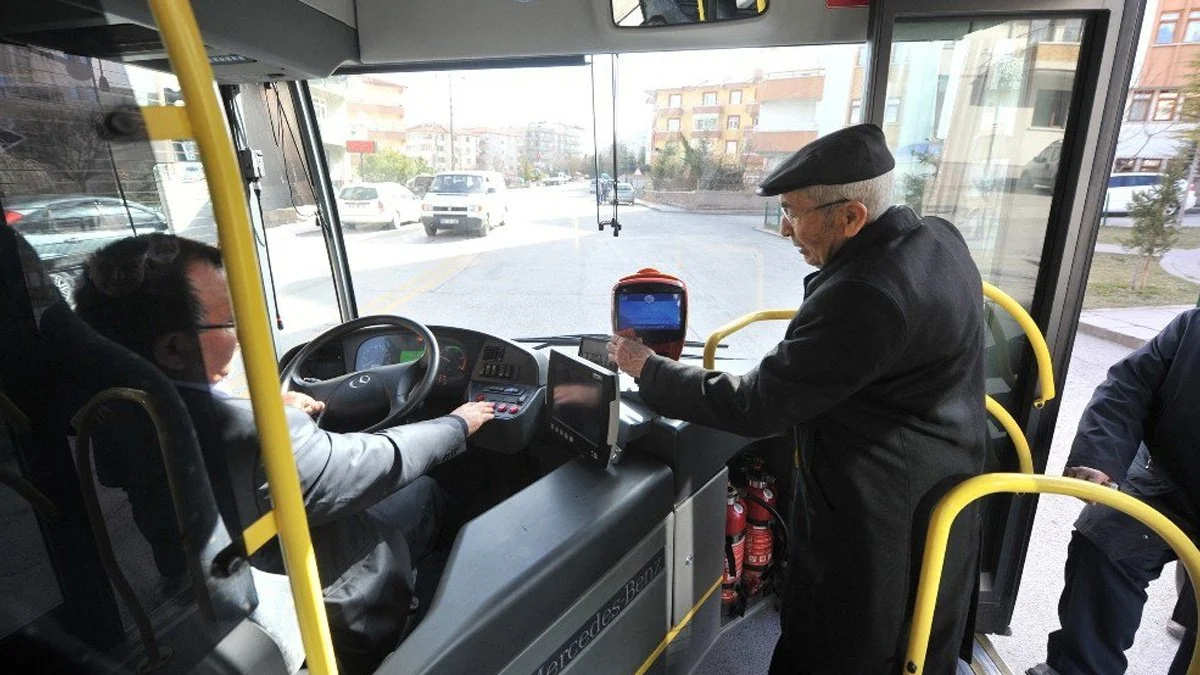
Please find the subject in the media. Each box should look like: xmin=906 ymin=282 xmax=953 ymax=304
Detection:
xmin=146 ymin=1 xmax=336 ymax=672
xmin=903 ymin=474 xmax=1200 ymax=675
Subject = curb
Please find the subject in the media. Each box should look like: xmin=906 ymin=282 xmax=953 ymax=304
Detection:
xmin=1077 ymin=320 xmax=1147 ymax=349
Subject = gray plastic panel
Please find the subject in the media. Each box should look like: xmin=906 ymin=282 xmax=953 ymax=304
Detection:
xmin=666 ymin=469 xmax=725 ymax=675
xmin=379 ymin=456 xmax=673 ymax=675
xmin=638 ymin=417 xmax=762 ymax=504
xmin=501 ymin=520 xmax=673 ymax=675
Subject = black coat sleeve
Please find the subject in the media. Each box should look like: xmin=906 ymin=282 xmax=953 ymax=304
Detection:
xmin=1066 ymin=311 xmax=1190 ymax=482
xmin=638 ymin=280 xmax=909 ymax=437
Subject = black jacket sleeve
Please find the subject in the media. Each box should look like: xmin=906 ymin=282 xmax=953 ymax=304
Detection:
xmin=1066 ymin=311 xmax=1190 ymax=482
xmin=638 ymin=280 xmax=908 ymax=437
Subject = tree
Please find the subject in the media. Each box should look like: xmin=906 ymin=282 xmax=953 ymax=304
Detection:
xmin=897 ymin=140 xmax=941 ymax=215
xmin=650 ymin=142 xmax=686 ymax=190
xmin=1121 ymin=149 xmax=1189 ymax=290
xmin=359 ymin=149 xmax=432 ymax=184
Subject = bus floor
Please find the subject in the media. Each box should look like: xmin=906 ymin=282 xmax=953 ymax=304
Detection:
xmin=692 ymin=599 xmax=994 ymax=674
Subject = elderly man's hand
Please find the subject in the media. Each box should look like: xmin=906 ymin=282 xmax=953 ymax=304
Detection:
xmin=607 ymin=335 xmax=655 ymax=379
xmin=283 ymin=391 xmax=325 ymax=418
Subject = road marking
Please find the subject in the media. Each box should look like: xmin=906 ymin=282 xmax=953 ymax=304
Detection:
xmin=361 ymin=254 xmax=477 ymax=316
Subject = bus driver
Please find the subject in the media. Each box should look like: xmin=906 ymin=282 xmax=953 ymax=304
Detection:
xmin=74 ymin=234 xmax=495 ymax=674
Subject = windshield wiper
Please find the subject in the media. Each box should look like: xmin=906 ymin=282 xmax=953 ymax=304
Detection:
xmin=513 ymin=333 xmax=728 ymax=353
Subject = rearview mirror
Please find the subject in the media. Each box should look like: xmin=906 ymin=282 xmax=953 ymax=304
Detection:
xmin=613 ymin=0 xmax=768 ymax=27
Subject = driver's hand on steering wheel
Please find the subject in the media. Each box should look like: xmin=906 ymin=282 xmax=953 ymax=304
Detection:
xmin=283 ymin=391 xmax=326 ymax=418
xmin=450 ymin=401 xmax=496 ymax=435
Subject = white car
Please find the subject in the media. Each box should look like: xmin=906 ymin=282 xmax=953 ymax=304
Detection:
xmin=420 ymin=171 xmax=508 ymax=237
xmin=1104 ymin=173 xmax=1196 ymax=215
xmin=337 ymin=183 xmax=422 ymax=229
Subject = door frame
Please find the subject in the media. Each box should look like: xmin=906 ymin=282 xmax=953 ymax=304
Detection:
xmin=861 ymin=0 xmax=1147 ymax=632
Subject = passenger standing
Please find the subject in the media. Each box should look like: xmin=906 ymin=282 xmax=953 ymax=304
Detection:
xmin=608 ymin=123 xmax=986 ymax=674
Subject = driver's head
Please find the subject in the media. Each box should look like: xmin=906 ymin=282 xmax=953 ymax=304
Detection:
xmin=75 ymin=234 xmax=238 ymax=385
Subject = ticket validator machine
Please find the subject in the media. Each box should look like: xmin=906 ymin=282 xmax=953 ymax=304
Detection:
xmin=610 ymin=268 xmax=688 ymax=361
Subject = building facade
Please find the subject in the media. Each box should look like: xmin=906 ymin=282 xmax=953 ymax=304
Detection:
xmin=649 ymin=79 xmax=758 ymax=164
xmin=346 ymin=76 xmax=407 ymax=152
xmin=1116 ymin=0 xmax=1199 ymax=172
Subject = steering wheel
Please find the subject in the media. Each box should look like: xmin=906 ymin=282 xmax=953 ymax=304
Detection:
xmin=280 ymin=315 xmax=440 ymax=433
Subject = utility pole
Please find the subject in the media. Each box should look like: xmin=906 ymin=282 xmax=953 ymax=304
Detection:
xmin=448 ymin=75 xmax=455 ymax=171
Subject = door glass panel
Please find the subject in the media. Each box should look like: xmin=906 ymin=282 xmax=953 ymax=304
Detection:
xmin=880 ymin=16 xmax=1088 ymax=639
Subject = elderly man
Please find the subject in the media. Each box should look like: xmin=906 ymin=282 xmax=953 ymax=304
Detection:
xmin=74 ymin=234 xmax=494 ymax=674
xmin=609 ymin=124 xmax=985 ymax=673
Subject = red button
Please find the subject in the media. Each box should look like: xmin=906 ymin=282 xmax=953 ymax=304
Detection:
xmin=497 ymin=403 xmax=509 ymax=413
xmin=476 ymin=394 xmax=486 ymax=402
xmin=510 ymin=406 xmax=520 ymax=414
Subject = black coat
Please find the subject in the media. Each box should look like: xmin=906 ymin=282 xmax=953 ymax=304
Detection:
xmin=638 ymin=206 xmax=986 ymax=673
xmin=1069 ymin=308 xmax=1200 ymax=539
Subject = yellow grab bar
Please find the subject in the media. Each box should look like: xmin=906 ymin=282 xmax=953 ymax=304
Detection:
xmin=905 ymin=473 xmax=1200 ymax=674
xmin=147 ymin=1 xmax=336 ymax=672
xmin=702 ymin=310 xmax=795 ymax=369
xmin=983 ymin=282 xmax=1055 ymax=407
xmin=984 ymin=396 xmax=1034 ymax=474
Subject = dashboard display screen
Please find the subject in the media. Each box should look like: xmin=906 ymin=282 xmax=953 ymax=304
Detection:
xmin=616 ymin=292 xmax=683 ymax=331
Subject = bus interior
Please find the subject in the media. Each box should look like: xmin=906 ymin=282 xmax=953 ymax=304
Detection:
xmin=1 ymin=0 xmax=1191 ymax=674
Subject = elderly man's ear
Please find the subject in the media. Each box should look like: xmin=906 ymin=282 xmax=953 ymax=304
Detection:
xmin=152 ymin=331 xmax=201 ymax=375
xmin=842 ymin=201 xmax=870 ymax=236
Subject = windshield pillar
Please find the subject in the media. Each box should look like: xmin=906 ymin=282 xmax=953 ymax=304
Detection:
xmin=288 ymin=80 xmax=358 ymax=321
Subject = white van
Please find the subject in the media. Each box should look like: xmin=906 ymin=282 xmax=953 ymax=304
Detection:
xmin=420 ymin=170 xmax=508 ymax=237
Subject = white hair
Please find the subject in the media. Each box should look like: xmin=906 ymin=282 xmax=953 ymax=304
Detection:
xmin=799 ymin=171 xmax=895 ymax=223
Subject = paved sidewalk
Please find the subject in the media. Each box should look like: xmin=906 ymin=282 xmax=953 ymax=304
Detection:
xmin=1078 ymin=304 xmax=1195 ymax=348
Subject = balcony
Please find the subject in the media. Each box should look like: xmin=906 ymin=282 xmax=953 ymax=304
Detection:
xmin=1033 ymin=42 xmax=1081 ymax=71
xmin=692 ymin=129 xmax=722 ymax=139
xmin=756 ymin=75 xmax=825 ymax=102
xmin=658 ymin=106 xmax=685 ymax=117
xmin=652 ymin=131 xmax=684 ymax=146
xmin=751 ymin=130 xmax=819 ymax=153
xmin=693 ymin=104 xmax=723 ymax=114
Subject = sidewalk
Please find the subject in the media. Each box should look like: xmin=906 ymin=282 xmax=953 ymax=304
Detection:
xmin=1078 ymin=305 xmax=1194 ymax=348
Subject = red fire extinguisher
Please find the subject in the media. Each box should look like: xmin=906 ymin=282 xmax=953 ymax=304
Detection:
xmin=742 ymin=461 xmax=776 ymax=596
xmin=721 ymin=485 xmax=747 ymax=611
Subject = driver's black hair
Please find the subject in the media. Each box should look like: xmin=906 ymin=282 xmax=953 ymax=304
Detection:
xmin=74 ymin=234 xmax=224 ymax=364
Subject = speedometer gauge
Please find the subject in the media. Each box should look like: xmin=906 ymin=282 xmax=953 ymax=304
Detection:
xmin=356 ymin=337 xmax=392 ymax=370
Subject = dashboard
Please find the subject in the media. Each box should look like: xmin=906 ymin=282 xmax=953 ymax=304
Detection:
xmin=291 ymin=324 xmax=548 ymax=453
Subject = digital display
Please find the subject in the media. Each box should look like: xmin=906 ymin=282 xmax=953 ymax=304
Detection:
xmin=578 ymin=335 xmax=614 ymax=371
xmin=548 ymin=352 xmax=610 ymax=450
xmin=616 ymin=292 xmax=682 ymax=331
xmin=355 ymin=334 xmax=425 ymax=370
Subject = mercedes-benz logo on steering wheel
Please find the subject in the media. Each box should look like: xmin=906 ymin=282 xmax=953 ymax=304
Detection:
xmin=348 ymin=374 xmax=371 ymax=389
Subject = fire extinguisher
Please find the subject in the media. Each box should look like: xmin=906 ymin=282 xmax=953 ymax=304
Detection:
xmin=742 ymin=461 xmax=777 ymax=597
xmin=721 ymin=485 xmax=747 ymax=612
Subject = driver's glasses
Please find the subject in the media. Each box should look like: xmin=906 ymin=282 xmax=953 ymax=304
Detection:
xmin=197 ymin=321 xmax=236 ymax=331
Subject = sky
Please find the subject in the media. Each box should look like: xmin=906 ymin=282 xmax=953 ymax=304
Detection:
xmin=382 ymin=44 xmax=861 ymax=152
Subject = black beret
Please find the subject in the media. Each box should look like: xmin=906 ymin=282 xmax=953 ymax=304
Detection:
xmin=756 ymin=123 xmax=895 ymax=197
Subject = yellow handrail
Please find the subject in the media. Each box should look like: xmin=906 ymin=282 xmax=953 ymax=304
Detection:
xmin=702 ymin=309 xmax=795 ymax=369
xmin=983 ymin=282 xmax=1056 ymax=407
xmin=905 ymin=474 xmax=1200 ymax=674
xmin=146 ymin=1 xmax=336 ymax=672
xmin=983 ymin=396 xmax=1034 ymax=474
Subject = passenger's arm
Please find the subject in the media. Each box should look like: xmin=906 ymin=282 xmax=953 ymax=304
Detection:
xmin=637 ymin=281 xmax=909 ymax=438
xmin=1065 ymin=311 xmax=1192 ymax=484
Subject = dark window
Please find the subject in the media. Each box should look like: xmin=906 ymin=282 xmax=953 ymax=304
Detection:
xmin=1032 ymin=89 xmax=1071 ymax=128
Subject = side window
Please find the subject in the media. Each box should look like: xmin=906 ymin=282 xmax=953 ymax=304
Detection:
xmin=47 ymin=201 xmax=100 ymax=232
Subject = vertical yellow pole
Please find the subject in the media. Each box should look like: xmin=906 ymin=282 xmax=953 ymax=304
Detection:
xmin=146 ymin=1 xmax=337 ymax=672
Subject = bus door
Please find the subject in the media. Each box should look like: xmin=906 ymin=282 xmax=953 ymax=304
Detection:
xmin=861 ymin=0 xmax=1145 ymax=634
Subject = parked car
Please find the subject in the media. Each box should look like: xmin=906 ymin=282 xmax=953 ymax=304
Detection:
xmin=420 ymin=171 xmax=508 ymax=237
xmin=611 ymin=182 xmax=636 ymax=205
xmin=1018 ymin=140 xmax=1061 ymax=192
xmin=406 ymin=174 xmax=435 ymax=197
xmin=1103 ymin=172 xmax=1196 ymax=215
xmin=337 ymin=183 xmax=422 ymax=229
xmin=3 ymin=195 xmax=170 ymax=302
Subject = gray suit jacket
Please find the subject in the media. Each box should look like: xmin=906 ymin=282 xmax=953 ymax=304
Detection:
xmin=177 ymin=385 xmax=468 ymax=672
